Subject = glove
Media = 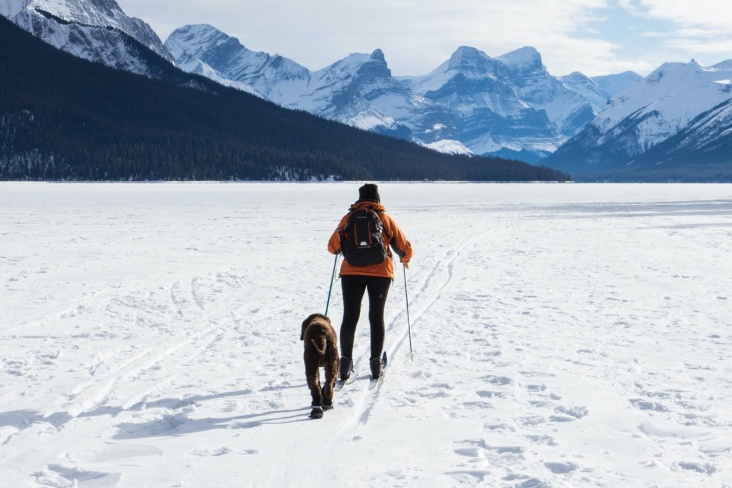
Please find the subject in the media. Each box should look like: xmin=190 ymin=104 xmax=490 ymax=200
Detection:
xmin=401 ymin=259 xmax=410 ymax=269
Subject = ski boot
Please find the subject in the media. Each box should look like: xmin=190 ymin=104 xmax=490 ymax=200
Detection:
xmin=339 ymin=356 xmax=353 ymax=381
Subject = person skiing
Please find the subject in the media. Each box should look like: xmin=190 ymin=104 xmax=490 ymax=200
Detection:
xmin=328 ymin=183 xmax=413 ymax=381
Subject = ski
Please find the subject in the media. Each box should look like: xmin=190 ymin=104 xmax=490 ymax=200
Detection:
xmin=367 ymin=371 xmax=385 ymax=390
xmin=334 ymin=375 xmax=356 ymax=391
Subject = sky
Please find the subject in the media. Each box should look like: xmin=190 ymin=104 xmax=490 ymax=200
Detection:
xmin=114 ymin=0 xmax=732 ymax=77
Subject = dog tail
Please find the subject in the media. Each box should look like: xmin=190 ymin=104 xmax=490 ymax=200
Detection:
xmin=310 ymin=338 xmax=327 ymax=356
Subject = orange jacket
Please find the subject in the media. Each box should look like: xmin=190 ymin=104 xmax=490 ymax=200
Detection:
xmin=328 ymin=202 xmax=413 ymax=279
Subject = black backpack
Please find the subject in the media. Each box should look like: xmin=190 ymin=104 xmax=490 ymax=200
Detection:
xmin=338 ymin=208 xmax=388 ymax=266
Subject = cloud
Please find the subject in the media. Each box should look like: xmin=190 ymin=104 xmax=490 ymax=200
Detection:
xmin=226 ymin=0 xmax=618 ymax=75
xmin=118 ymin=0 xmax=620 ymax=75
xmin=665 ymin=38 xmax=732 ymax=56
xmin=115 ymin=0 xmax=730 ymax=78
xmin=640 ymin=0 xmax=732 ymax=29
xmin=634 ymin=1 xmax=732 ymax=56
xmin=615 ymin=0 xmax=644 ymax=16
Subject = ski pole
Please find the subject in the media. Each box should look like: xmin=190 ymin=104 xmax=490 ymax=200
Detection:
xmin=325 ymin=254 xmax=339 ymax=316
xmin=403 ymin=264 xmax=413 ymax=355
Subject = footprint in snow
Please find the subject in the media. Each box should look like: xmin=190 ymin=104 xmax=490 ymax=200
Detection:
xmin=526 ymin=435 xmax=558 ymax=446
xmin=554 ymin=406 xmax=590 ymax=419
xmin=630 ymin=398 xmax=668 ymax=412
xmin=518 ymin=415 xmax=546 ymax=427
xmin=483 ymin=421 xmax=515 ymax=432
xmin=476 ymin=390 xmax=507 ymax=399
xmin=39 ymin=465 xmax=121 ymax=488
xmin=678 ymin=461 xmax=716 ymax=474
xmin=453 ymin=439 xmax=525 ymax=460
xmin=483 ymin=375 xmax=512 ymax=386
xmin=552 ymin=405 xmax=588 ymax=421
xmin=191 ymin=447 xmax=258 ymax=457
xmin=544 ymin=461 xmax=579 ymax=474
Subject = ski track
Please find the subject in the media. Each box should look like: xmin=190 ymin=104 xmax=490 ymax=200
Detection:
xmin=264 ymin=240 xmax=471 ymax=486
xmin=2 ymin=183 xmax=732 ymax=487
xmin=1 ymin=272 xmax=239 ymax=487
xmin=316 ymin=239 xmax=473 ymax=460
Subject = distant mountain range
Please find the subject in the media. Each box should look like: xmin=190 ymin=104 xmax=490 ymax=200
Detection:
xmin=0 ymin=15 xmax=566 ymax=181
xmin=545 ymin=60 xmax=732 ymax=181
xmin=165 ymin=24 xmax=643 ymax=164
xmin=3 ymin=0 xmax=731 ymax=181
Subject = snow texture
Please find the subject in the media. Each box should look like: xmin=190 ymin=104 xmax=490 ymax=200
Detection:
xmin=591 ymin=71 xmax=644 ymax=99
xmin=1 ymin=182 xmax=732 ymax=487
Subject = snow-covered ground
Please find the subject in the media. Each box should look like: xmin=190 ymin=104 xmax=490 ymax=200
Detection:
xmin=2 ymin=182 xmax=732 ymax=488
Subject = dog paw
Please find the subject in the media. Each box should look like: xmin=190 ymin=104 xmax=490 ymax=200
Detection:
xmin=309 ymin=407 xmax=324 ymax=419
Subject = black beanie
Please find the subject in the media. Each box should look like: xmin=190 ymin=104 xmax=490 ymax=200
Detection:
xmin=358 ymin=183 xmax=381 ymax=203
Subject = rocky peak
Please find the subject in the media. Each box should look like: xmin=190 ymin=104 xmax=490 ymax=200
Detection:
xmin=496 ymin=46 xmax=544 ymax=75
xmin=447 ymin=46 xmax=499 ymax=73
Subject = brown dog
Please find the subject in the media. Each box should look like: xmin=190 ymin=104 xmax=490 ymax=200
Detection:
xmin=300 ymin=313 xmax=340 ymax=419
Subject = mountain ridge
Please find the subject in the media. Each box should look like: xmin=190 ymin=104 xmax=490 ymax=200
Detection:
xmin=3 ymin=0 xmax=174 ymax=72
xmin=2 ymin=0 xmax=641 ymax=166
xmin=0 ymin=15 xmax=568 ymax=182
xmin=544 ymin=58 xmax=732 ymax=181
xmin=166 ymin=25 xmax=637 ymax=163
xmin=8 ymin=0 xmax=729 ymax=181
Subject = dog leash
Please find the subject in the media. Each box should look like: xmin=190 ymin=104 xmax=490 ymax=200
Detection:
xmin=325 ymin=254 xmax=340 ymax=316
xmin=403 ymin=263 xmax=413 ymax=357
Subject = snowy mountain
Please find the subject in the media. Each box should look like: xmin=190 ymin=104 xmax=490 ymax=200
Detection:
xmin=496 ymin=47 xmax=608 ymax=137
xmin=164 ymin=24 xmax=308 ymax=98
xmin=1 ymin=5 xmax=641 ymax=164
xmin=592 ymin=71 xmax=644 ymax=98
xmin=404 ymin=46 xmax=612 ymax=161
xmin=629 ymin=98 xmax=732 ymax=180
xmin=166 ymin=26 xmax=632 ymax=162
xmin=7 ymin=2 xmax=726 ymax=180
xmin=165 ymin=25 xmax=442 ymax=143
xmin=545 ymin=59 xmax=732 ymax=180
xmin=1 ymin=0 xmax=174 ymax=74
xmin=2 ymin=15 xmax=566 ymax=182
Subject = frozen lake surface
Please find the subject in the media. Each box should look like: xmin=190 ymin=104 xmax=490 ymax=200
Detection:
xmin=1 ymin=182 xmax=731 ymax=487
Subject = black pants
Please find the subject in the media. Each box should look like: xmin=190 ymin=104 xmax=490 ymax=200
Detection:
xmin=339 ymin=275 xmax=392 ymax=360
